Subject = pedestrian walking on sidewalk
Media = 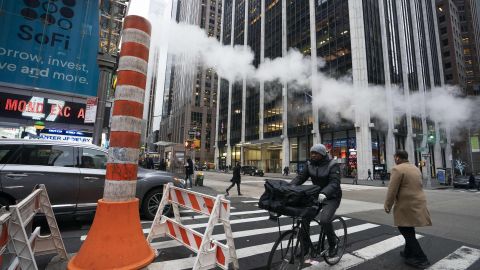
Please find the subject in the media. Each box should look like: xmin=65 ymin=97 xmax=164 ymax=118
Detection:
xmin=226 ymin=162 xmax=242 ymax=196
xmin=185 ymin=158 xmax=194 ymax=188
xmin=352 ymin=168 xmax=358 ymax=185
xmin=469 ymin=173 xmax=476 ymax=189
xmin=283 ymin=166 xmax=289 ymax=176
xmin=384 ymin=150 xmax=432 ymax=269
xmin=367 ymin=169 xmax=373 ymax=181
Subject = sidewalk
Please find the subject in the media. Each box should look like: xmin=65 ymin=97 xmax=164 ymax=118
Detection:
xmin=246 ymin=171 xmax=451 ymax=190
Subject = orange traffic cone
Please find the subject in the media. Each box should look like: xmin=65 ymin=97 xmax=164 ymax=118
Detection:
xmin=68 ymin=15 xmax=154 ymax=269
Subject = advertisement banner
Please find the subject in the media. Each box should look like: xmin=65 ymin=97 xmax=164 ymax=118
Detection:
xmin=0 ymin=92 xmax=92 ymax=125
xmin=39 ymin=128 xmax=93 ymax=143
xmin=84 ymin=97 xmax=97 ymax=123
xmin=0 ymin=0 xmax=99 ymax=96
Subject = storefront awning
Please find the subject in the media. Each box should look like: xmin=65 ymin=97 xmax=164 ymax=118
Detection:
xmin=236 ymin=136 xmax=282 ymax=146
xmin=154 ymin=141 xmax=177 ymax=147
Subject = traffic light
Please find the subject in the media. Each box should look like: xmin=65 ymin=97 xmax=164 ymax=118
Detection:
xmin=184 ymin=140 xmax=194 ymax=149
xmin=193 ymin=139 xmax=201 ymax=149
xmin=427 ymin=130 xmax=436 ymax=144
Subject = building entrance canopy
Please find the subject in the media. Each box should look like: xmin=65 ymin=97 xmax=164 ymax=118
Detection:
xmin=154 ymin=141 xmax=178 ymax=147
xmin=236 ymin=137 xmax=282 ymax=147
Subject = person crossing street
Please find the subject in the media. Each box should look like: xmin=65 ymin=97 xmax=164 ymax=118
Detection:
xmin=384 ymin=150 xmax=432 ymax=269
xmin=226 ymin=162 xmax=243 ymax=196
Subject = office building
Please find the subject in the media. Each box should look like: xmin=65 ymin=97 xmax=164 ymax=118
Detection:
xmin=215 ymin=0 xmax=452 ymax=179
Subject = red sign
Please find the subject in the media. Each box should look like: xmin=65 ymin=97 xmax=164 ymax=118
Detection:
xmin=0 ymin=93 xmax=92 ymax=126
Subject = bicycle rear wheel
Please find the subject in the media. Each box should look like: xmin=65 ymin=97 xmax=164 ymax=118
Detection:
xmin=322 ymin=216 xmax=347 ymax=265
xmin=267 ymin=229 xmax=304 ymax=270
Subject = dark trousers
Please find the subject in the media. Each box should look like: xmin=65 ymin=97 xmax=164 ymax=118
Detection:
xmin=303 ymin=199 xmax=340 ymax=246
xmin=398 ymin=227 xmax=428 ymax=260
xmin=226 ymin=182 xmax=241 ymax=194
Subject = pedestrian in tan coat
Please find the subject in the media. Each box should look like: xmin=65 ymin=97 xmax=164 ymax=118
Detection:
xmin=384 ymin=150 xmax=431 ymax=269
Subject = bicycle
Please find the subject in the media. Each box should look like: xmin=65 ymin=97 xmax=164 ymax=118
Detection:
xmin=266 ymin=203 xmax=347 ymax=269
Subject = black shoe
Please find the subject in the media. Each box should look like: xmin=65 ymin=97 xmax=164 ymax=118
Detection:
xmin=328 ymin=239 xmax=339 ymax=257
xmin=225 ymin=189 xmax=229 ymax=196
xmin=404 ymin=258 xmax=431 ymax=269
xmin=238 ymin=193 xmax=243 ymax=196
xmin=400 ymin=251 xmax=412 ymax=258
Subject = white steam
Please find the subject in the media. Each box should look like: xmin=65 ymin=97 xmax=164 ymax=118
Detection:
xmin=164 ymin=21 xmax=477 ymax=130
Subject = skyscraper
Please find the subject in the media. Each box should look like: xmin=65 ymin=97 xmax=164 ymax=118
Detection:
xmin=215 ymin=0 xmax=451 ymax=180
xmin=158 ymin=0 xmax=223 ymax=164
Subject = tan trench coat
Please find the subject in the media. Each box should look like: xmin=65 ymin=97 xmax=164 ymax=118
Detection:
xmin=384 ymin=162 xmax=432 ymax=227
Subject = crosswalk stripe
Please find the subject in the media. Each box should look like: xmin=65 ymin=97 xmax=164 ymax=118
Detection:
xmin=146 ymin=221 xmax=374 ymax=269
xmin=352 ymin=234 xmax=423 ymax=260
xmin=241 ymin=200 xmax=259 ymax=203
xmin=427 ymin=246 xmax=480 ymax=270
xmin=304 ymin=234 xmax=424 ymax=270
xmin=151 ymin=217 xmax=366 ymax=250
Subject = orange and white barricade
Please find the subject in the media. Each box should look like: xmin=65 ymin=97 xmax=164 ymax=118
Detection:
xmin=0 ymin=209 xmax=11 ymax=268
xmin=0 ymin=184 xmax=67 ymax=270
xmin=147 ymin=183 xmax=239 ymax=270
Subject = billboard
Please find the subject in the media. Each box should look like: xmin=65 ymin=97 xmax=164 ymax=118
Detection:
xmin=0 ymin=92 xmax=93 ymax=126
xmin=0 ymin=0 xmax=100 ymax=96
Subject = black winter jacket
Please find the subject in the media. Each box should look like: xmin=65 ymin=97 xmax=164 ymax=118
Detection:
xmin=290 ymin=158 xmax=342 ymax=200
xmin=231 ymin=165 xmax=241 ymax=183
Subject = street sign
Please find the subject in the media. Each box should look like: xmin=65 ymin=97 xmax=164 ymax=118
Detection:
xmin=422 ymin=153 xmax=431 ymax=157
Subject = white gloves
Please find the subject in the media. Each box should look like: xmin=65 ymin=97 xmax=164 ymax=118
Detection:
xmin=318 ymin=193 xmax=327 ymax=203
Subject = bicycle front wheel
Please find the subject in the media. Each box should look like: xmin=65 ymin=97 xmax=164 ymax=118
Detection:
xmin=323 ymin=216 xmax=347 ymax=265
xmin=267 ymin=229 xmax=304 ymax=270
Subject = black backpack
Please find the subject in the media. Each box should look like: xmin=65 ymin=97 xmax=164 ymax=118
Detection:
xmin=258 ymin=179 xmax=321 ymax=219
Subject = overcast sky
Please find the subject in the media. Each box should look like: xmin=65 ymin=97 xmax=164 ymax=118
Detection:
xmin=128 ymin=0 xmax=172 ymax=133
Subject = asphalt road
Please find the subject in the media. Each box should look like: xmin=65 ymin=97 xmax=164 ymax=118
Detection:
xmin=37 ymin=171 xmax=480 ymax=269
xmin=198 ymin=171 xmax=480 ymax=247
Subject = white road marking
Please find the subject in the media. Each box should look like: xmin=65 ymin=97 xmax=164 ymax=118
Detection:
xmin=305 ymin=234 xmax=424 ymax=270
xmin=428 ymin=246 xmax=480 ymax=270
xmin=145 ymin=221 xmax=372 ymax=270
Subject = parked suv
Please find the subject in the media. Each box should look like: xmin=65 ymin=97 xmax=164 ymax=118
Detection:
xmin=0 ymin=139 xmax=185 ymax=220
xmin=241 ymin=166 xmax=264 ymax=176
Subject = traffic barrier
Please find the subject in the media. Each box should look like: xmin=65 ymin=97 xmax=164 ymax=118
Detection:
xmin=0 ymin=209 xmax=10 ymax=268
xmin=0 ymin=184 xmax=68 ymax=269
xmin=148 ymin=183 xmax=239 ymax=270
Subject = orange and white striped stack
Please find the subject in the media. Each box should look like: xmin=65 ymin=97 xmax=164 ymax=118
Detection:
xmin=104 ymin=15 xmax=151 ymax=201
xmin=68 ymin=15 xmax=155 ymax=270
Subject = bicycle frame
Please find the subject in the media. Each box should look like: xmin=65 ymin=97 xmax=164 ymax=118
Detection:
xmin=275 ymin=216 xmax=329 ymax=259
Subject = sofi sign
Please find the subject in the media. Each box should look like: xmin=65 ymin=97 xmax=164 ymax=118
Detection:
xmin=0 ymin=0 xmax=99 ymax=96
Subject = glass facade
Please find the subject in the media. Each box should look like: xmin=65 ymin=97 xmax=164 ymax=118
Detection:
xmin=218 ymin=80 xmax=229 ymax=148
xmin=223 ymin=0 xmax=233 ymax=46
xmin=316 ymin=0 xmax=352 ymax=77
xmin=245 ymin=0 xmax=261 ymax=141
xmin=363 ymin=0 xmax=385 ymax=85
xmin=264 ymin=0 xmax=283 ymax=139
xmin=229 ymin=0 xmax=245 ymax=146
xmin=287 ymin=0 xmax=312 ymax=169
xmin=425 ymin=0 xmax=442 ymax=86
xmin=384 ymin=0 xmax=403 ymax=86
xmin=400 ymin=0 xmax=419 ymax=92
xmin=212 ymin=0 xmax=447 ymax=175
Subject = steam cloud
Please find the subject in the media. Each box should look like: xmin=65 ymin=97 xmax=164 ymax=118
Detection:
xmin=164 ymin=21 xmax=477 ymax=131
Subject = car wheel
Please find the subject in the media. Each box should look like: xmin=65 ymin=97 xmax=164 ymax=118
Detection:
xmin=141 ymin=188 xmax=172 ymax=220
xmin=250 ymin=173 xmax=253 ymax=176
xmin=0 ymin=195 xmax=13 ymax=209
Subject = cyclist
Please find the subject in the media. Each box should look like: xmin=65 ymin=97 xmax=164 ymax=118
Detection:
xmin=290 ymin=143 xmax=342 ymax=257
